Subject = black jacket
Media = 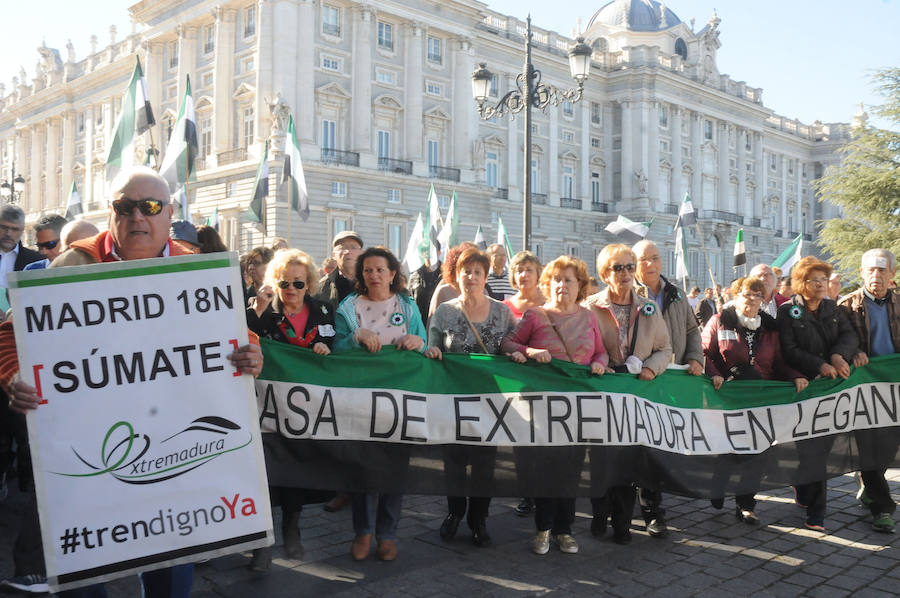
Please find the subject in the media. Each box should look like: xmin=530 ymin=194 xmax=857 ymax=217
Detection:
xmin=246 ymin=295 xmax=336 ymax=348
xmin=776 ymin=295 xmax=859 ymax=379
xmin=313 ymin=269 xmax=355 ymax=310
xmin=14 ymin=242 xmax=43 ymax=271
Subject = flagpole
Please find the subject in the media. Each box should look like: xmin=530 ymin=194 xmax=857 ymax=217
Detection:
xmin=694 ymin=222 xmax=718 ymax=290
xmin=147 ymin=128 xmax=159 ymax=171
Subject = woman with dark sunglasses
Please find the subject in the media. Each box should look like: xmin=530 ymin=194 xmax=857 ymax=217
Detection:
xmin=244 ymin=248 xmax=336 ymax=571
xmin=583 ymin=243 xmax=672 ymax=544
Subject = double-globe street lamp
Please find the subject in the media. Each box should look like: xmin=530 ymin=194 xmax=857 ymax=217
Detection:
xmin=0 ymin=162 xmax=26 ymax=204
xmin=471 ymin=15 xmax=592 ymax=251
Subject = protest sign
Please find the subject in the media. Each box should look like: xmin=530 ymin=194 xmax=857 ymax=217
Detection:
xmin=8 ymin=253 xmax=272 ymax=592
xmin=255 ymin=341 xmax=900 ymax=498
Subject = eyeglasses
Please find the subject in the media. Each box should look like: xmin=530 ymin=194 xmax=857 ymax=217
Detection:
xmin=36 ymin=239 xmax=60 ymax=250
xmin=611 ymin=263 xmax=636 ymax=273
xmin=112 ymin=198 xmax=167 ymax=217
xmin=741 ymin=292 xmax=764 ymax=301
xmin=805 ymin=278 xmax=828 ymax=286
xmin=277 ymin=280 xmax=306 ymax=290
xmin=0 ymin=224 xmax=24 ymax=234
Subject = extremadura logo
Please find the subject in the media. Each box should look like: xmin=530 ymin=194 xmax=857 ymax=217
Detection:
xmin=56 ymin=416 xmax=252 ymax=484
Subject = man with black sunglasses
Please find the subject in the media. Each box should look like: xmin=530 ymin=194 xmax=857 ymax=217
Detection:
xmin=32 ymin=214 xmax=67 ymax=262
xmin=0 ymin=166 xmax=264 ymax=598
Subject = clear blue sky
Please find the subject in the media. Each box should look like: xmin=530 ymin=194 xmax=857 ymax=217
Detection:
xmin=1 ymin=0 xmax=896 ymax=125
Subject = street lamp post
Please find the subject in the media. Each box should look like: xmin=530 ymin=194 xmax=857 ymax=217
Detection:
xmin=471 ymin=15 xmax=592 ymax=251
xmin=0 ymin=161 xmax=26 ymax=204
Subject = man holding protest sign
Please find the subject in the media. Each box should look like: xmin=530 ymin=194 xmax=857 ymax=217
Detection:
xmin=0 ymin=166 xmax=264 ymax=597
xmin=840 ymin=248 xmax=900 ymax=533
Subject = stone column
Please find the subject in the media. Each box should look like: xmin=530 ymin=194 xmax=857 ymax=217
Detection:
xmin=647 ymin=101 xmax=659 ymax=203
xmin=620 ymin=100 xmax=633 ymax=202
xmin=670 ymin=106 xmax=682 ymax=204
xmin=780 ymin=155 xmax=788 ymax=232
xmin=548 ymin=103 xmax=559 ymax=203
xmin=717 ymin=122 xmax=730 ymax=212
xmin=602 ymin=102 xmax=613 ymax=205
xmin=255 ymin=0 xmax=276 ymax=152
xmin=351 ymin=5 xmax=374 ymax=155
xmin=176 ymin=24 xmax=198 ymax=101
xmin=795 ymin=160 xmax=803 ymax=235
xmin=736 ymin=128 xmax=747 ymax=221
xmin=404 ymin=22 xmax=424 ymax=161
xmin=690 ymin=111 xmax=702 ymax=207
xmin=83 ymin=107 xmax=94 ymax=206
xmin=46 ymin=118 xmax=59 ymax=207
xmin=143 ymin=41 xmax=165 ymax=158
xmin=212 ymin=8 xmax=236 ymax=161
xmin=580 ymin=97 xmax=590 ymax=209
xmin=754 ymin=133 xmax=764 ymax=220
xmin=294 ymin=0 xmax=314 ymax=144
xmin=451 ymin=36 xmax=474 ymax=171
xmin=30 ymin=126 xmax=41 ymax=211
xmin=62 ymin=111 xmax=75 ymax=195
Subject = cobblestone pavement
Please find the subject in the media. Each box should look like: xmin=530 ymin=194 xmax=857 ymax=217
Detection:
xmin=2 ymin=472 xmax=898 ymax=597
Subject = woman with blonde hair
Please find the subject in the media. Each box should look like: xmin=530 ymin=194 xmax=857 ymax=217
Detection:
xmin=245 ymin=248 xmax=336 ymax=571
xmin=584 ymin=243 xmax=672 ymax=544
xmin=503 ymin=250 xmax=545 ymax=321
xmin=502 ymin=255 xmax=609 ymax=556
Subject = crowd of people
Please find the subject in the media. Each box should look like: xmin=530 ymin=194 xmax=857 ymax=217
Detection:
xmin=236 ymin=225 xmax=898 ymax=563
xmin=0 ymin=166 xmax=898 ymax=594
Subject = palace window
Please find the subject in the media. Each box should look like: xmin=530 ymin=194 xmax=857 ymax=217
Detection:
xmin=427 ymin=36 xmax=442 ymax=63
xmin=322 ymin=5 xmax=340 ymax=36
xmin=377 ymin=22 xmax=393 ymax=50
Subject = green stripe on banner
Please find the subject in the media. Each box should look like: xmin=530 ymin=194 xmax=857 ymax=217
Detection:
xmin=15 ymin=258 xmax=232 ymax=287
xmin=258 ymin=338 xmax=900 ymax=412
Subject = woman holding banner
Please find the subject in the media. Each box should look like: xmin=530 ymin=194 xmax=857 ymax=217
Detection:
xmin=245 ymin=249 xmax=336 ymax=571
xmin=502 ymin=256 xmax=609 ymax=555
xmin=777 ymin=257 xmax=859 ymax=532
xmin=701 ymin=276 xmax=807 ymax=524
xmin=425 ymin=248 xmax=516 ymax=547
xmin=584 ymin=243 xmax=671 ymax=544
xmin=334 ymin=246 xmax=426 ymax=562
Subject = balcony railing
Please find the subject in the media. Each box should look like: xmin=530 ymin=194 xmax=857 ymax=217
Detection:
xmin=194 ymin=158 xmax=206 ymax=171
xmin=429 ymin=165 xmax=461 ymax=182
xmin=703 ymin=209 xmax=744 ymax=225
xmin=750 ymin=218 xmax=761 ymax=227
xmin=560 ymin=197 xmax=582 ymax=210
xmin=591 ymin=202 xmax=608 ymax=213
xmin=492 ymin=187 xmax=508 ymax=199
xmin=217 ymin=148 xmax=248 ymax=166
xmin=321 ymin=148 xmax=360 ymax=167
xmin=531 ymin=193 xmax=547 ymax=205
xmin=378 ymin=157 xmax=413 ymax=175
xmin=774 ymin=230 xmax=783 ymax=238
xmin=788 ymin=231 xmax=800 ymax=239
xmin=322 ymin=23 xmax=340 ymax=36
xmin=664 ymin=203 xmax=679 ymax=215
xmin=803 ymin=233 xmax=813 ymax=241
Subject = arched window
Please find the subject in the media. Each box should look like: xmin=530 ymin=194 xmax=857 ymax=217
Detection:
xmin=592 ymin=37 xmax=608 ymax=53
xmin=674 ymin=38 xmax=687 ymax=60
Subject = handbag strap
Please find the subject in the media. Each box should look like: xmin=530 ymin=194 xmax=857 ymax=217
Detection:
xmin=459 ymin=302 xmax=490 ymax=354
xmin=540 ymin=307 xmax=576 ymax=363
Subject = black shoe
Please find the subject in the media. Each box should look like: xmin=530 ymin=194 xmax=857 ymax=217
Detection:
xmin=613 ymin=530 xmax=632 ymax=545
xmin=471 ymin=520 xmax=492 ymax=547
xmin=439 ymin=514 xmax=461 ymax=540
xmin=646 ymin=517 xmax=668 ymax=538
xmin=515 ymin=498 xmax=533 ymax=517
xmin=282 ymin=512 xmax=304 ymax=559
xmin=591 ymin=515 xmax=608 ymax=538
xmin=710 ymin=498 xmax=724 ymax=510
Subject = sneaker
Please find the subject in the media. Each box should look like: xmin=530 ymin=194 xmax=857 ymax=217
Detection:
xmin=0 ymin=574 xmax=49 ymax=594
xmin=590 ymin=515 xmax=608 ymax=538
xmin=872 ymin=513 xmax=895 ymax=533
xmin=857 ymin=488 xmax=873 ymax=509
xmin=531 ymin=530 xmax=551 ymax=555
xmin=646 ymin=517 xmax=668 ymax=538
xmin=710 ymin=498 xmax=724 ymax=510
xmin=793 ymin=486 xmax=808 ymax=509
xmin=515 ymin=498 xmax=534 ymax=517
xmin=736 ymin=508 xmax=760 ymax=525
xmin=555 ymin=533 xmax=579 ymax=554
xmin=804 ymin=517 xmax=825 ymax=532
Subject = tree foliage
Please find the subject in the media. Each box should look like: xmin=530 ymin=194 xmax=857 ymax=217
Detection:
xmin=816 ymin=68 xmax=900 ymax=281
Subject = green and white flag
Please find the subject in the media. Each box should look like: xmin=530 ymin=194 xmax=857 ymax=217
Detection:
xmin=473 ymin=225 xmax=486 ymax=250
xmin=64 ymin=181 xmax=82 ymax=221
xmin=282 ymin=115 xmax=309 ymax=221
xmin=246 ymin=140 xmax=269 ymax=233
xmin=772 ymin=234 xmax=803 ymax=274
xmin=205 ymin=207 xmax=220 ymax=231
xmin=733 ymin=229 xmax=746 ymax=268
xmin=677 ymin=192 xmax=697 ymax=227
xmin=605 ymin=215 xmax=652 ymax=244
xmin=674 ymin=220 xmax=689 ymax=281
xmin=105 ymin=57 xmax=155 ymax=183
xmin=421 ymin=185 xmax=443 ymax=264
xmin=497 ymin=217 xmax=514 ymax=259
xmin=403 ymin=213 xmax=425 ymax=272
xmin=159 ymin=75 xmax=198 ymax=194
xmin=436 ymin=191 xmax=458 ymax=261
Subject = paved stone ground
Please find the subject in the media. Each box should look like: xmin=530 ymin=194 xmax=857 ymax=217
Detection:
xmin=2 ymin=472 xmax=898 ymax=597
